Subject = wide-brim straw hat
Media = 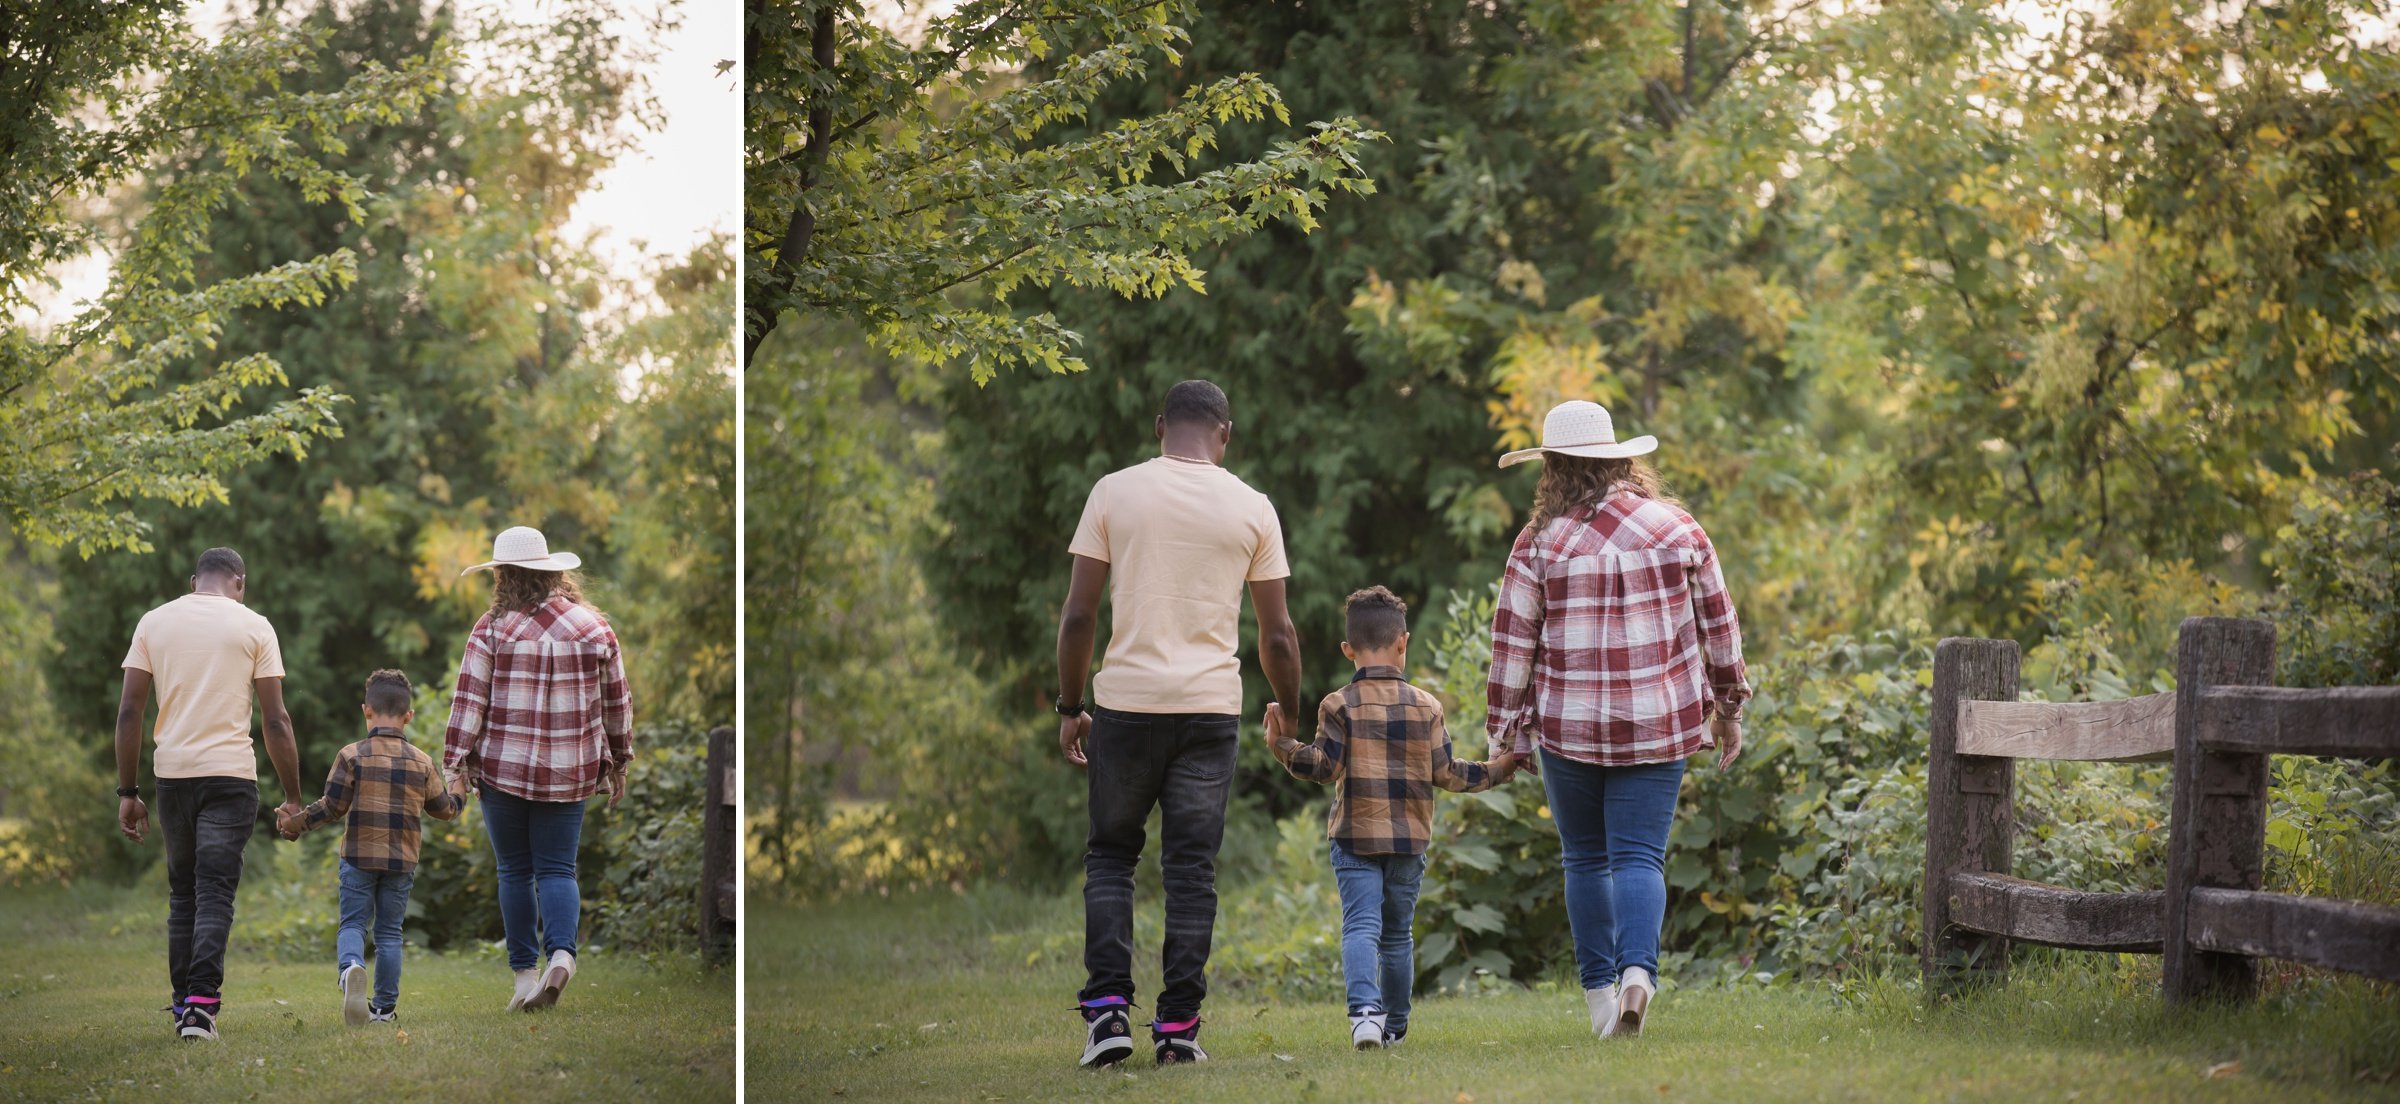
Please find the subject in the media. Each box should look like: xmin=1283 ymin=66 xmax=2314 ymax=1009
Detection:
xmin=461 ymin=525 xmax=583 ymax=576
xmin=1497 ymin=400 xmax=1659 ymax=467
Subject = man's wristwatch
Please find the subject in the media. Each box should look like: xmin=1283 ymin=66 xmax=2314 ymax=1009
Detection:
xmin=1055 ymin=695 xmax=1088 ymax=717
xmin=116 ymin=785 xmax=140 ymax=799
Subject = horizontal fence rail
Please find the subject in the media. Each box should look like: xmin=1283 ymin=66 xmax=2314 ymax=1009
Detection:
xmin=1948 ymin=872 xmax=2163 ymax=953
xmin=2186 ymin=888 xmax=2400 ymax=984
xmin=1925 ymin=617 xmax=2400 ymax=1007
xmin=2197 ymin=685 xmax=2400 ymax=758
xmin=1957 ymin=692 xmax=2176 ymax=761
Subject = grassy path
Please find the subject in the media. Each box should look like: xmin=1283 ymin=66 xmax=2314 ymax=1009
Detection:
xmin=750 ymin=890 xmax=2399 ymax=1103
xmin=0 ymin=882 xmax=733 ymax=1103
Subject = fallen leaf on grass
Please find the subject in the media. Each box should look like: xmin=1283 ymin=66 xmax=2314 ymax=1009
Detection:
xmin=2206 ymin=1061 xmax=2241 ymax=1079
xmin=1274 ymin=1054 xmax=1294 ymax=1062
xmin=1457 ymin=1093 xmax=1477 ymax=1104
xmin=918 ymin=1022 xmax=940 ymax=1033
xmin=274 ymin=999 xmax=289 ymax=1006
xmin=396 ymin=1030 xmax=410 ymax=1045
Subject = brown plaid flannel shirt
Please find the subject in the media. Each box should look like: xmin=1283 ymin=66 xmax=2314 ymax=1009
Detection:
xmin=297 ymin=728 xmax=465 ymax=873
xmin=1269 ymin=666 xmax=1499 ymax=856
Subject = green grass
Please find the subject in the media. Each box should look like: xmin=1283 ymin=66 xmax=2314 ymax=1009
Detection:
xmin=0 ymin=879 xmax=733 ymax=1102
xmin=750 ymin=889 xmax=2400 ymax=1103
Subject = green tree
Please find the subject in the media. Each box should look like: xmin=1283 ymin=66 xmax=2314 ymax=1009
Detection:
xmin=743 ymin=0 xmax=1380 ymax=369
xmin=2 ymin=2 xmax=444 ymax=555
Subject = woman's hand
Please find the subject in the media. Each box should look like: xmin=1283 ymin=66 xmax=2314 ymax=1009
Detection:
xmin=1708 ymin=716 xmax=1743 ymax=769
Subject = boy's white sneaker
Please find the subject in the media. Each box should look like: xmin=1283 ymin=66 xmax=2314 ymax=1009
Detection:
xmin=1349 ymin=1009 xmax=1387 ymax=1050
xmin=340 ymin=963 xmax=370 ymax=1027
xmin=1586 ymin=983 xmax=1620 ymax=1037
xmin=506 ymin=967 xmax=540 ymax=1011
xmin=522 ymin=949 xmax=575 ymax=1012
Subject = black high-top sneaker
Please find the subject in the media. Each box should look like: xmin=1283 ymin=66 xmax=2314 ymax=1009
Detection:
xmin=177 ymin=1003 xmax=219 ymax=1041
xmin=1077 ymin=1000 xmax=1135 ymax=1068
xmin=1152 ymin=1018 xmax=1207 ymax=1065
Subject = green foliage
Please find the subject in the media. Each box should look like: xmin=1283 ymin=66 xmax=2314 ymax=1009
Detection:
xmin=745 ymin=0 xmax=1380 ymax=373
xmin=2265 ymin=454 xmax=2400 ymax=689
xmin=2 ymin=2 xmax=448 ymax=555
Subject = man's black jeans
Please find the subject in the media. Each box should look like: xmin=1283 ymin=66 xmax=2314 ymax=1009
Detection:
xmin=156 ymin=776 xmax=257 ymax=1004
xmin=1079 ymin=707 xmax=1239 ymax=1023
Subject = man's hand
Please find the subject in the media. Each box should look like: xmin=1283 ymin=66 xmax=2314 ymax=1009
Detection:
xmin=119 ymin=796 xmax=148 ymax=843
xmin=275 ymin=801 xmax=305 ymax=841
xmin=1058 ymin=710 xmax=1092 ymax=768
xmin=1709 ymin=715 xmax=1743 ymax=770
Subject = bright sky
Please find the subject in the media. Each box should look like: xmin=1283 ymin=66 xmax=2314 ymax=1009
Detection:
xmin=21 ymin=0 xmax=735 ymax=329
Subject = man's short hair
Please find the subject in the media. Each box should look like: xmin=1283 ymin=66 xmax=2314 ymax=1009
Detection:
xmin=1345 ymin=586 xmax=1409 ymax=651
xmin=1161 ymin=379 xmax=1231 ymax=428
xmin=363 ymin=669 xmax=413 ymax=717
xmin=195 ymin=547 xmax=245 ymax=579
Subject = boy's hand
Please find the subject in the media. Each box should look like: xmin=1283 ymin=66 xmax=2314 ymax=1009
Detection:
xmin=1487 ymin=755 xmax=1516 ymax=785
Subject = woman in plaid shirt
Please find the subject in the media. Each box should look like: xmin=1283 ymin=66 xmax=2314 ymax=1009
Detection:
xmin=1485 ymin=401 xmax=1749 ymax=1040
xmin=442 ymin=526 xmax=634 ymax=1014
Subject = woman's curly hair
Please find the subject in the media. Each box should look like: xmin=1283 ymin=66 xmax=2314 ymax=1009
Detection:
xmin=489 ymin=564 xmax=589 ymax=616
xmin=1526 ymin=454 xmax=1680 ymax=535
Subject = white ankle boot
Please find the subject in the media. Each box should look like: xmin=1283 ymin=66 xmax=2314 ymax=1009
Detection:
xmin=1585 ymin=984 xmax=1621 ymax=1036
xmin=506 ymin=967 xmax=540 ymax=1011
xmin=1617 ymin=967 xmax=1655 ymax=1036
xmin=522 ymin=949 xmax=575 ymax=1011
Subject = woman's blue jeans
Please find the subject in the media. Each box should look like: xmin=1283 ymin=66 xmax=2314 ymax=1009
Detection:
xmin=478 ymin=789 xmax=587 ymax=971
xmin=336 ymin=860 xmax=413 ymax=1012
xmin=1539 ymin=750 xmax=1686 ymax=990
xmin=1329 ymin=841 xmax=1426 ymax=1035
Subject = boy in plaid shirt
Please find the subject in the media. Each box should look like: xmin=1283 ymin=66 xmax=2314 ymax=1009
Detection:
xmin=1267 ymin=587 xmax=1514 ymax=1049
xmin=281 ymin=670 xmax=465 ymax=1026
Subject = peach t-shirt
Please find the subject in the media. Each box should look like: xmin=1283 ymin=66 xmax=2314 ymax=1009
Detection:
xmin=1068 ymin=456 xmax=1289 ymax=715
xmin=121 ymin=593 xmax=286 ymax=780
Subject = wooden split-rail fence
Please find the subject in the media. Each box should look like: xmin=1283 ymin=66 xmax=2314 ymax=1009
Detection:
xmin=1923 ymin=617 xmax=2400 ymax=1003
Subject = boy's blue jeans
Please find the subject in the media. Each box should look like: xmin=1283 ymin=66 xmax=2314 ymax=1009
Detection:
xmin=479 ymin=788 xmax=586 ymax=971
xmin=1329 ymin=841 xmax=1427 ymax=1035
xmin=1539 ymin=750 xmax=1686 ymax=990
xmin=336 ymin=860 xmax=413 ymax=1012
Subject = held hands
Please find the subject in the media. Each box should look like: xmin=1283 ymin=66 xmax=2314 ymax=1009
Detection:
xmin=275 ymin=801 xmax=306 ymax=841
xmin=1262 ymin=701 xmax=1293 ymax=746
xmin=119 ymin=796 xmax=148 ymax=844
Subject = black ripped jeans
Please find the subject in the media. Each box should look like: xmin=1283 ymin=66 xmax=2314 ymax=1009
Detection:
xmin=1078 ymin=707 xmax=1239 ymax=1023
xmin=156 ymin=776 xmax=258 ymax=1005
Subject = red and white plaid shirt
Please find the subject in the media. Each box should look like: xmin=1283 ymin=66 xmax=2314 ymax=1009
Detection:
xmin=1486 ymin=490 xmax=1749 ymax=766
xmin=442 ymin=596 xmax=633 ymax=803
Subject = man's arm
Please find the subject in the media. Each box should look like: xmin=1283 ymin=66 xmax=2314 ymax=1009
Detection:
xmin=253 ymin=677 xmax=303 ymax=815
xmin=1247 ymin=578 xmax=1302 ymax=737
xmin=1055 ymin=554 xmax=1109 ymax=767
xmin=116 ymin=669 xmax=152 ymax=843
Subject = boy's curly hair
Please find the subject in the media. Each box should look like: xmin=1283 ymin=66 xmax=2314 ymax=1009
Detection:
xmin=364 ymin=669 xmax=413 ymax=718
xmin=1344 ymin=585 xmax=1409 ymax=651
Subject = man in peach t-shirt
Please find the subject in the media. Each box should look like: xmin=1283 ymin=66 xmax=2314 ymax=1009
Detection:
xmin=1054 ymin=380 xmax=1303 ymax=1068
xmin=114 ymin=547 xmax=305 ymax=1042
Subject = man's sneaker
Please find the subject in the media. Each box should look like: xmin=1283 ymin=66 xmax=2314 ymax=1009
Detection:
xmin=368 ymin=1007 xmax=397 ymax=1024
xmin=1350 ymin=1008 xmax=1387 ymax=1050
xmin=506 ymin=967 xmax=540 ymax=1011
xmin=522 ymin=949 xmax=575 ymax=1012
xmin=340 ymin=963 xmax=370 ymax=1027
xmin=176 ymin=1004 xmax=218 ymax=1041
xmin=1077 ymin=1002 xmax=1135 ymax=1068
xmin=1152 ymin=1019 xmax=1207 ymax=1065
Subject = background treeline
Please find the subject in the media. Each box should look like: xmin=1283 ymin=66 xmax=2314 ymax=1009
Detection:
xmin=1 ymin=0 xmax=733 ymax=956
xmin=750 ymin=0 xmax=2399 ymax=994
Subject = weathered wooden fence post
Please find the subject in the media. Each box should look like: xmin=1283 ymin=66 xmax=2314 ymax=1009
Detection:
xmin=700 ymin=724 xmax=737 ymax=960
xmin=2163 ymin=618 xmax=2275 ymax=1005
xmin=1923 ymin=637 xmax=2021 ymax=995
